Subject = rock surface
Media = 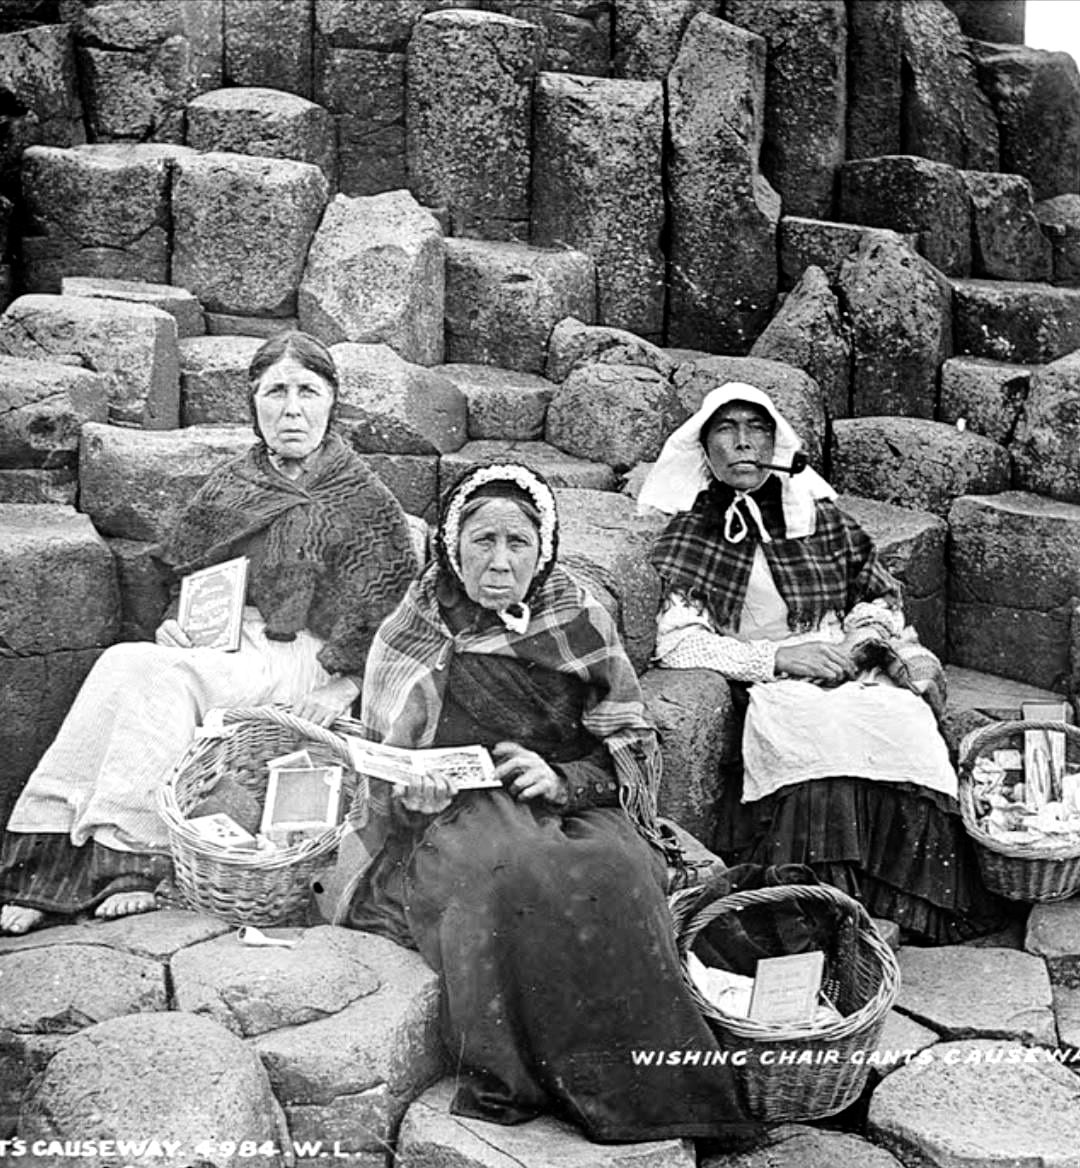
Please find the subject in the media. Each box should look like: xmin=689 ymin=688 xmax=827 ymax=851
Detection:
xmin=938 ymin=356 xmax=1031 ymax=444
xmin=667 ymin=13 xmax=779 ymax=353
xmin=896 ymin=945 xmax=1056 ymax=1044
xmin=299 ymin=190 xmax=444 ymax=365
xmin=702 ymin=1124 xmax=903 ymax=1168
xmin=224 ymin=0 xmax=312 ymax=96
xmin=868 ymin=1039 xmax=1080 ymax=1168
xmin=532 ymin=72 xmax=664 ymax=338
xmin=407 ymin=9 xmax=544 ymax=240
xmin=444 ymin=238 xmax=595 ymax=375
xmin=61 ymin=276 xmax=204 ymax=338
xmin=962 ymin=170 xmax=1053 ymax=283
xmin=1035 ymin=193 xmax=1080 ymax=286
xmin=546 ymin=362 xmax=685 ymax=469
xmin=0 ymin=293 xmax=179 ymax=429
xmin=546 ymin=317 xmax=676 ymax=384
xmin=0 ymin=355 xmax=108 ymax=469
xmin=172 ymin=151 xmax=328 ymax=318
xmin=20 ymin=1012 xmax=285 ymax=1168
xmin=436 ymin=364 xmax=554 ymax=441
xmin=953 ymin=278 xmax=1080 ymax=364
xmin=178 ymin=334 xmax=263 ymax=426
xmin=831 ymin=417 xmax=1011 ymax=519
xmin=838 ymin=234 xmax=951 ymax=418
xmin=398 ymin=1078 xmax=695 ymax=1168
xmin=440 ymin=441 xmax=616 ymax=497
xmin=1011 ymin=351 xmax=1080 ymax=504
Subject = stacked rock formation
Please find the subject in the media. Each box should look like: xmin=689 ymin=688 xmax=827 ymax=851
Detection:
xmin=6 ymin=0 xmax=1080 ymax=1162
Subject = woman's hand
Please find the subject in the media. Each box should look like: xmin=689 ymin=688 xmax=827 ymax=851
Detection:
xmin=398 ymin=771 xmax=458 ymax=816
xmin=774 ymin=641 xmax=855 ymax=683
xmin=292 ymin=677 xmax=360 ymax=727
xmin=154 ymin=618 xmax=193 ymax=649
xmin=492 ymin=741 xmax=568 ymax=806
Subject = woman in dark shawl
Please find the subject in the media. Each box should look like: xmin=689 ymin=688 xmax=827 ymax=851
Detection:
xmin=0 ymin=330 xmax=417 ymax=935
xmin=345 ymin=463 xmax=760 ymax=1146
xmin=641 ymin=382 xmax=1005 ymax=945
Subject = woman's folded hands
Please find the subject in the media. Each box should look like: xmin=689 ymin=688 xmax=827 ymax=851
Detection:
xmin=773 ymin=640 xmax=855 ymax=684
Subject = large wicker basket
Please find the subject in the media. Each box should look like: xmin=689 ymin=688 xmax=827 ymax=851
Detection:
xmin=669 ymin=881 xmax=900 ymax=1123
xmin=958 ymin=719 xmax=1080 ymax=903
xmin=158 ymin=705 xmax=368 ymax=926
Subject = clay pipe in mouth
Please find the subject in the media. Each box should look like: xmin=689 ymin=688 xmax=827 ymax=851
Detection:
xmin=753 ymin=452 xmax=809 ymax=475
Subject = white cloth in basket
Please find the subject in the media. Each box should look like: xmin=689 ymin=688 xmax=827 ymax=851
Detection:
xmin=6 ymin=609 xmax=328 ymax=853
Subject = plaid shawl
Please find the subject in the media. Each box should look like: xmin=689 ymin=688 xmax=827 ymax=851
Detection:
xmin=161 ymin=433 xmax=417 ymax=676
xmin=361 ymin=561 xmax=671 ymax=855
xmin=650 ymin=477 xmax=901 ymax=633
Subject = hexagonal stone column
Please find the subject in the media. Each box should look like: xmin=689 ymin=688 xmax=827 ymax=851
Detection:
xmin=61 ymin=276 xmax=204 ymax=339
xmin=436 ymin=364 xmax=554 ymax=442
xmin=179 ymin=335 xmax=263 ymax=426
xmin=331 ymin=343 xmax=466 ymax=454
xmin=0 ymin=293 xmax=179 ymax=429
xmin=970 ymin=41 xmax=1080 ymax=201
xmin=1035 ymin=193 xmax=1080 ymax=286
xmin=172 ymin=151 xmax=328 ymax=319
xmin=299 ymin=190 xmax=444 ymax=365
xmin=898 ymin=0 xmax=998 ymax=171
xmin=407 ymin=9 xmax=545 ymax=240
xmin=961 ymin=170 xmax=1052 ymax=283
xmin=62 ymin=0 xmax=223 ymax=143
xmin=667 ymin=13 xmax=779 ymax=353
xmin=20 ymin=1013 xmax=282 ymax=1163
xmin=531 ymin=73 xmax=664 ymax=338
xmin=444 ymin=238 xmax=594 ymax=375
xmin=20 ymin=143 xmax=193 ymax=293
xmin=939 ymin=356 xmax=1032 ymax=444
xmin=225 ymin=0 xmax=313 ymax=96
xmin=78 ymin=422 xmax=252 ymax=543
xmin=868 ymin=1039 xmax=1080 ymax=1168
xmin=953 ymin=279 xmax=1080 ymax=365
xmin=186 ymin=87 xmax=336 ymax=186
xmin=947 ymin=491 xmax=1080 ymax=690
xmin=398 ymin=1078 xmax=694 ymax=1168
xmin=247 ymin=930 xmax=446 ymax=1163
xmin=725 ymin=0 xmax=847 ymax=220
xmin=839 ymin=155 xmax=971 ymax=277
xmin=831 ymin=417 xmax=1010 ymax=519
xmin=1011 ymin=350 xmax=1080 ymax=504
xmin=838 ymin=234 xmax=951 ymax=418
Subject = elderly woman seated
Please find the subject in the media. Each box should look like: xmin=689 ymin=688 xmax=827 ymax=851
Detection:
xmin=640 ymin=383 xmax=1005 ymax=944
xmin=345 ymin=463 xmax=759 ymax=1145
xmin=0 ymin=330 xmax=417 ymax=935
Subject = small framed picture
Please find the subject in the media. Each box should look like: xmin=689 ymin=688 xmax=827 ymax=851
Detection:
xmin=260 ymin=765 xmax=344 ymax=845
xmin=178 ymin=555 xmax=249 ymax=651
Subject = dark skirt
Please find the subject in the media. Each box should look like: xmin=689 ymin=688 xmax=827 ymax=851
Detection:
xmin=712 ymin=765 xmax=1007 ymax=944
xmin=0 ymin=831 xmax=169 ymax=917
xmin=350 ymin=790 xmax=761 ymax=1144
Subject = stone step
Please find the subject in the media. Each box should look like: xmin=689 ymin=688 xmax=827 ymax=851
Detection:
xmin=397 ymin=1078 xmax=694 ymax=1168
xmin=953 ymin=277 xmax=1080 ymax=364
xmin=435 ymin=363 xmax=555 ymax=442
xmin=61 ymin=276 xmax=205 ymax=338
xmin=440 ymin=440 xmax=616 ymax=498
xmin=938 ymin=355 xmax=1033 ymax=444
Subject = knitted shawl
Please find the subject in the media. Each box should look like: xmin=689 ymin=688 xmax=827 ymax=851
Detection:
xmin=161 ymin=433 xmax=417 ymax=676
xmin=649 ymin=476 xmax=901 ymax=634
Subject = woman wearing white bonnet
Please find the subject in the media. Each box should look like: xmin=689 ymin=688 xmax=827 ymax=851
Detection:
xmin=642 ymin=382 xmax=1005 ymax=943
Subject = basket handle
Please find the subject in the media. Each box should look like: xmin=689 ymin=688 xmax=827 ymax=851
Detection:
xmin=958 ymin=718 xmax=1080 ymax=772
xmin=221 ymin=705 xmax=354 ymax=763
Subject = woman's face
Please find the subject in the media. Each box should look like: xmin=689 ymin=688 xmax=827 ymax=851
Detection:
xmin=458 ymin=499 xmax=541 ymax=611
xmin=252 ymin=354 xmax=335 ymax=460
xmin=703 ymin=401 xmax=776 ymax=492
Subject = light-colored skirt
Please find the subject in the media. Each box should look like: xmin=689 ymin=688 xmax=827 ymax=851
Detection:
xmin=742 ymin=676 xmax=958 ymax=804
xmin=6 ymin=610 xmax=328 ymax=853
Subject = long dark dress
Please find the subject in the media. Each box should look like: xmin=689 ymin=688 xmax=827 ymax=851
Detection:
xmin=348 ymin=607 xmax=759 ymax=1144
xmin=712 ymin=687 xmax=1007 ymax=945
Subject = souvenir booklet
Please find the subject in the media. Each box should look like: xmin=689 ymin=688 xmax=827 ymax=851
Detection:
xmin=344 ymin=737 xmax=500 ymax=790
xmin=177 ymin=555 xmax=249 ymax=651
xmin=260 ymin=764 xmax=345 ymax=846
xmin=747 ymin=951 xmax=826 ymax=1026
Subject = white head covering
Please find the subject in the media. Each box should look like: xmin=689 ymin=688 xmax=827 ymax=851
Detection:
xmin=637 ymin=382 xmax=834 ymax=540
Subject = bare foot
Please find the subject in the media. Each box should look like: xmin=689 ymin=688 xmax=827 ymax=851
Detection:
xmin=94 ymin=891 xmax=157 ymax=921
xmin=1 ymin=904 xmax=46 ymax=934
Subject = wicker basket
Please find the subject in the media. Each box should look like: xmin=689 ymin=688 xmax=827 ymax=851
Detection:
xmin=158 ymin=705 xmax=368 ymax=926
xmin=958 ymin=719 xmax=1080 ymax=903
xmin=669 ymin=882 xmax=900 ymax=1123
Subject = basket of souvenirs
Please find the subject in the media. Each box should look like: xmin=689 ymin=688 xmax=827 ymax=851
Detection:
xmin=669 ymin=879 xmax=900 ymax=1123
xmin=158 ymin=705 xmax=368 ymax=926
xmin=958 ymin=718 xmax=1080 ymax=902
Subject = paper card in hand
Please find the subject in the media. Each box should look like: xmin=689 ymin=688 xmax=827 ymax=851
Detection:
xmin=178 ymin=555 xmax=248 ymax=651
xmin=343 ymin=737 xmax=500 ymax=790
